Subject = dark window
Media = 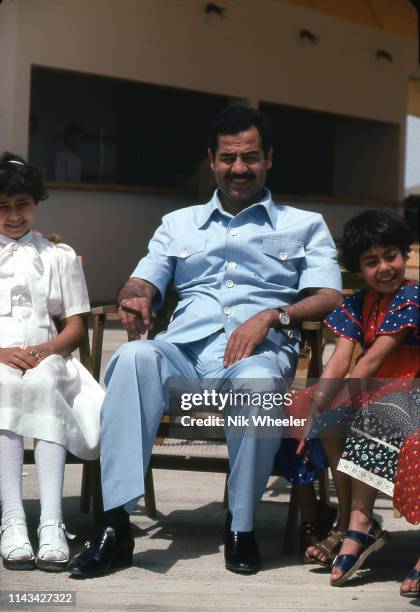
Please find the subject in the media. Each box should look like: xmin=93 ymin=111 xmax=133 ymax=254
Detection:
xmin=260 ymin=102 xmax=335 ymax=197
xmin=29 ymin=66 xmax=228 ymax=189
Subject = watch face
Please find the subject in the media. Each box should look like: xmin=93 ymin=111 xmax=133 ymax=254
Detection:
xmin=279 ymin=311 xmax=290 ymax=326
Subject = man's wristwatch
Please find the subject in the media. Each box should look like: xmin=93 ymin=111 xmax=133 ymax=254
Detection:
xmin=277 ymin=308 xmax=290 ymax=327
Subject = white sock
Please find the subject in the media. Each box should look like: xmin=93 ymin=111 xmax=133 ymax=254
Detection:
xmin=34 ymin=439 xmax=66 ymax=524
xmin=0 ymin=430 xmax=26 ymax=525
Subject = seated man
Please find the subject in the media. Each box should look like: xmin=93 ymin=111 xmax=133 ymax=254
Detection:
xmin=69 ymin=106 xmax=341 ymax=578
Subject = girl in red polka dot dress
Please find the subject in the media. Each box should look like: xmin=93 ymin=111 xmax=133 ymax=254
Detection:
xmin=295 ymin=210 xmax=419 ymax=595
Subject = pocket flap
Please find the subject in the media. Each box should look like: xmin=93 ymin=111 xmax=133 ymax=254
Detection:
xmin=167 ymin=238 xmax=207 ymax=259
xmin=262 ymin=238 xmax=304 ymax=260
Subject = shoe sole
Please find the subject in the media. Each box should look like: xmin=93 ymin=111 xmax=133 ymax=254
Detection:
xmin=400 ymin=591 xmax=420 ymax=598
xmin=330 ymin=531 xmax=391 ymax=587
xmin=37 ymin=558 xmax=69 ymax=572
xmin=3 ymin=557 xmax=36 ymax=571
xmin=225 ymin=561 xmax=260 ymax=574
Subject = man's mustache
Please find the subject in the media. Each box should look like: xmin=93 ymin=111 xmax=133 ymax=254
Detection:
xmin=227 ymin=173 xmax=255 ymax=180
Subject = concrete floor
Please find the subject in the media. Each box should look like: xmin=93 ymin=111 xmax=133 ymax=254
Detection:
xmin=1 ymin=329 xmax=418 ymax=611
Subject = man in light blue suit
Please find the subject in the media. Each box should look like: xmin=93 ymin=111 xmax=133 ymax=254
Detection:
xmin=69 ymin=106 xmax=342 ymax=577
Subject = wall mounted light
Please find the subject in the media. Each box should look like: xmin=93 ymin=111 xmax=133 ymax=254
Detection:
xmin=205 ymin=3 xmax=226 ymax=18
xmin=299 ymin=29 xmax=319 ymax=45
xmin=376 ymin=49 xmax=393 ymax=62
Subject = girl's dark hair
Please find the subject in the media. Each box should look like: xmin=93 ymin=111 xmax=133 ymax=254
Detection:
xmin=0 ymin=152 xmax=48 ymax=203
xmin=208 ymin=106 xmax=273 ymax=158
xmin=340 ymin=209 xmax=413 ymax=272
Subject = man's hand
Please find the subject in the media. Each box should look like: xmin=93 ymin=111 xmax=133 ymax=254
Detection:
xmin=117 ymin=278 xmax=158 ymax=339
xmin=0 ymin=347 xmax=38 ymax=371
xmin=119 ymin=297 xmax=154 ymax=339
xmin=223 ymin=310 xmax=277 ymax=368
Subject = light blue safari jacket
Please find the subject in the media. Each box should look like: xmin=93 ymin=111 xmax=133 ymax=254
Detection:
xmin=132 ymin=189 xmax=341 ymax=356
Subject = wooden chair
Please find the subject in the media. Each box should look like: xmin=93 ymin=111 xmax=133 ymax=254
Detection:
xmin=89 ymin=291 xmax=328 ymax=551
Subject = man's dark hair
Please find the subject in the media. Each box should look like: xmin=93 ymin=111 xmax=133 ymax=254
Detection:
xmin=0 ymin=152 xmax=48 ymax=203
xmin=208 ymin=106 xmax=273 ymax=157
xmin=340 ymin=209 xmax=413 ymax=272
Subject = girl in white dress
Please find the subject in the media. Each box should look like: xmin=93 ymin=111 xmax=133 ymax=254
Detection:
xmin=0 ymin=153 xmax=103 ymax=571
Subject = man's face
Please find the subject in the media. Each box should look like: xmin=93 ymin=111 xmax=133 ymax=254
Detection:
xmin=208 ymin=126 xmax=272 ymax=209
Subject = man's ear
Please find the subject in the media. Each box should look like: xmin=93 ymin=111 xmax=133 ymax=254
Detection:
xmin=208 ymin=148 xmax=215 ymax=171
xmin=266 ymin=147 xmax=273 ymax=170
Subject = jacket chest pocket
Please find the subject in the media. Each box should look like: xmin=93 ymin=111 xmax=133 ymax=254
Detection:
xmin=261 ymin=238 xmax=305 ymax=281
xmin=167 ymin=238 xmax=207 ymax=283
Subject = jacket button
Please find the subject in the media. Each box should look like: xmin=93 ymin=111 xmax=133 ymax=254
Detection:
xmin=279 ymin=251 xmax=288 ymax=261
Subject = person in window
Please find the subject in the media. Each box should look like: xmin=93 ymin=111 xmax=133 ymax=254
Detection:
xmin=54 ymin=124 xmax=84 ymax=182
xmin=68 ymin=106 xmax=342 ymax=578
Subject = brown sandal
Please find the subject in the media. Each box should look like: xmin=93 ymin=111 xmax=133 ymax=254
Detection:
xmin=304 ymin=529 xmax=345 ymax=567
xmin=300 ymin=503 xmax=337 ymax=564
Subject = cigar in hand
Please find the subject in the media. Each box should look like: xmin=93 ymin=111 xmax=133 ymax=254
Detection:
xmin=119 ymin=304 xmax=156 ymax=320
xmin=119 ymin=304 xmax=142 ymax=316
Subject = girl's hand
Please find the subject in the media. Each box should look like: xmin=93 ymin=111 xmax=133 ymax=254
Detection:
xmin=296 ymin=392 xmax=329 ymax=455
xmin=26 ymin=344 xmax=53 ymax=365
xmin=0 ymin=347 xmax=38 ymax=371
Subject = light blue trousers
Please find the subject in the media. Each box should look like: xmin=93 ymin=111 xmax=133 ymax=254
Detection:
xmin=100 ymin=331 xmax=295 ymax=531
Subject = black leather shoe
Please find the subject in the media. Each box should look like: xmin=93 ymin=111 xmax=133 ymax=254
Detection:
xmin=224 ymin=512 xmax=261 ymax=574
xmin=67 ymin=525 xmax=134 ymax=578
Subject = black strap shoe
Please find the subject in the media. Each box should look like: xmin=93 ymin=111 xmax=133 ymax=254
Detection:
xmin=67 ymin=524 xmax=134 ymax=578
xmin=224 ymin=511 xmax=261 ymax=574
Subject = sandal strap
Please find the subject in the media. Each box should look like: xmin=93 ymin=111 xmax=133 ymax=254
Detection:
xmin=406 ymin=567 xmax=420 ymax=580
xmin=316 ymin=530 xmax=344 ymax=555
xmin=333 ymin=553 xmax=358 ymax=574
xmin=37 ymin=521 xmax=76 ymax=541
xmin=1 ymin=518 xmax=33 ymax=559
xmin=1 ymin=517 xmax=28 ymax=533
xmin=343 ymin=529 xmax=368 ymax=548
xmin=305 ymin=529 xmax=344 ymax=565
xmin=345 ymin=521 xmax=383 ymax=551
xmin=1 ymin=524 xmax=30 ymax=549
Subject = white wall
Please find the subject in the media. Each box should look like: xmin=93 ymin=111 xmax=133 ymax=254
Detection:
xmin=0 ymin=1 xmax=19 ymax=152
xmin=405 ymin=114 xmax=420 ymax=195
xmin=6 ymin=0 xmax=417 ymax=157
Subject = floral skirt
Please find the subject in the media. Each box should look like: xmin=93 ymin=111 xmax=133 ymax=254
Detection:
xmin=337 ymin=388 xmax=420 ymax=497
